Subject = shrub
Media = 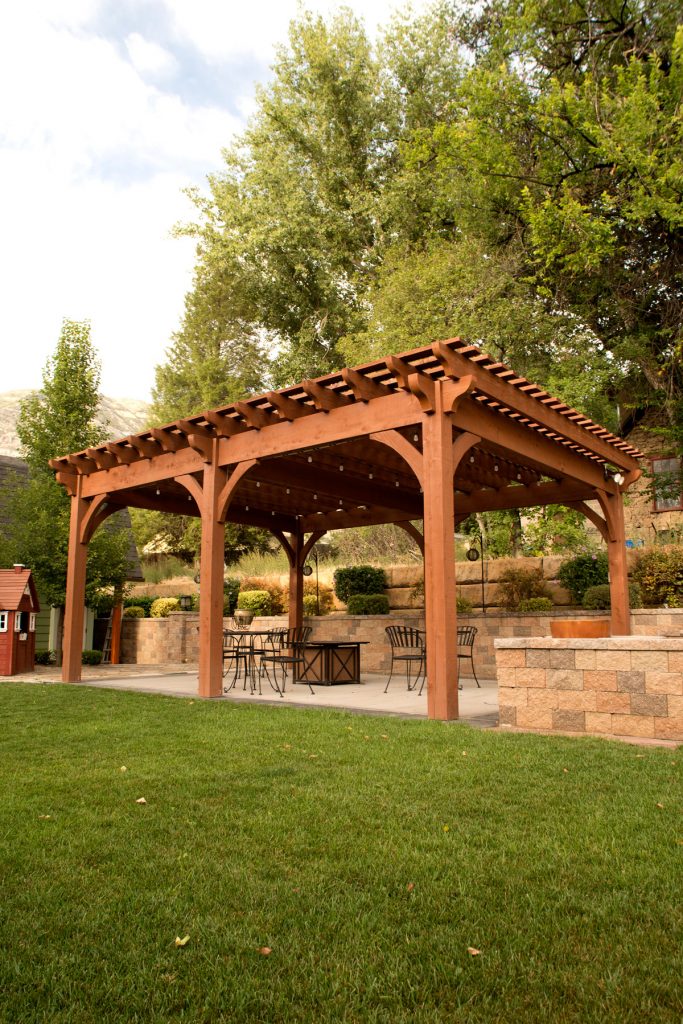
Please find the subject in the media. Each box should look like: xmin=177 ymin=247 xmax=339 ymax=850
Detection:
xmin=631 ymin=546 xmax=683 ymax=608
xmin=237 ymin=590 xmax=272 ymax=616
xmin=518 ymin=597 xmax=554 ymax=613
xmin=333 ymin=566 xmax=386 ymax=603
xmin=558 ymin=553 xmax=609 ymax=603
xmin=223 ymin=576 xmax=240 ymax=614
xmin=124 ymin=596 xmax=155 ymax=617
xmin=123 ymin=606 xmax=145 ymax=618
xmin=81 ymin=650 xmax=103 ymax=665
xmin=303 ymin=579 xmax=334 ymax=615
xmin=241 ymin=576 xmax=287 ymax=614
xmin=150 ymin=597 xmax=180 ymax=618
xmin=581 ymin=582 xmax=643 ymax=611
xmin=494 ymin=567 xmax=552 ymax=611
xmin=303 ymin=594 xmax=318 ymax=615
xmin=456 ymin=595 xmax=474 ymax=614
xmin=346 ymin=593 xmax=390 ymax=615
xmin=34 ymin=650 xmax=55 ymax=666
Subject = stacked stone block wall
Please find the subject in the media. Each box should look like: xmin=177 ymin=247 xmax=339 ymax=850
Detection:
xmin=495 ymin=637 xmax=683 ymax=742
xmin=121 ymin=608 xmax=683 ymax=678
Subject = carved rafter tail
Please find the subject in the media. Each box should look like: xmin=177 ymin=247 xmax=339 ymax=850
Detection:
xmin=341 ymin=367 xmax=393 ymax=402
xmin=265 ymin=392 xmax=312 ymax=421
xmin=301 ymin=379 xmax=351 ymax=412
xmin=149 ymin=428 xmax=187 ymax=453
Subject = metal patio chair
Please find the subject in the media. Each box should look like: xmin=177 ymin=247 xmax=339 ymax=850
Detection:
xmin=384 ymin=625 xmax=426 ymax=694
xmin=259 ymin=626 xmax=313 ymax=696
xmin=457 ymin=625 xmax=480 ymax=687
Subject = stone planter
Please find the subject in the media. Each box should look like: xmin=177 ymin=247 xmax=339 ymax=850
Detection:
xmin=550 ymin=619 xmax=610 ymax=638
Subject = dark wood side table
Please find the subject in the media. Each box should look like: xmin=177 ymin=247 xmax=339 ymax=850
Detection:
xmin=296 ymin=641 xmax=368 ymax=685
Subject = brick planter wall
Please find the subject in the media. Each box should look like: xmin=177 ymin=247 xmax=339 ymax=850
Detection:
xmin=495 ymin=637 xmax=683 ymax=742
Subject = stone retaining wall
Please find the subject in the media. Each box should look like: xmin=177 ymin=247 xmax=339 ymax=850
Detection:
xmin=495 ymin=636 xmax=683 ymax=742
xmin=120 ymin=608 xmax=683 ymax=679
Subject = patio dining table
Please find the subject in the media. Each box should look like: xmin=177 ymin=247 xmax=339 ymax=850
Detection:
xmin=223 ymin=628 xmax=284 ymax=693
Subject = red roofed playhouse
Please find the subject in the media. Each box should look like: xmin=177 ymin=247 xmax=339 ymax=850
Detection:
xmin=0 ymin=565 xmax=40 ymax=676
xmin=49 ymin=336 xmax=655 ymax=726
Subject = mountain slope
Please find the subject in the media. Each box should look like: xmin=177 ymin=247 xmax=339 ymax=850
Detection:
xmin=0 ymin=391 xmax=150 ymax=457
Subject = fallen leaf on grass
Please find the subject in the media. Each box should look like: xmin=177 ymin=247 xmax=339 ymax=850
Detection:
xmin=136 ymin=797 xmax=147 ymax=804
xmin=467 ymin=947 xmax=481 ymax=956
xmin=283 ymin=744 xmax=291 ymax=750
xmin=120 ymin=766 xmax=127 ymax=772
xmin=258 ymin=947 xmax=272 ymax=956
xmin=656 ymin=803 xmax=664 ymax=809
xmin=38 ymin=814 xmax=51 ymax=820
xmin=443 ymin=825 xmax=450 ymax=832
xmin=309 ymin=754 xmax=318 ymax=759
xmin=162 ymin=973 xmax=177 ymax=983
xmin=381 ymin=734 xmax=389 ymax=740
xmin=563 ymin=768 xmax=569 ymax=774
xmin=406 ymin=882 xmax=415 ymax=892
xmin=175 ymin=935 xmax=190 ymax=947
xmin=462 ymin=751 xmax=467 ymax=757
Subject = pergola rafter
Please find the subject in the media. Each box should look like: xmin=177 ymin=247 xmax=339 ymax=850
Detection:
xmin=50 ymin=337 xmax=642 ymax=720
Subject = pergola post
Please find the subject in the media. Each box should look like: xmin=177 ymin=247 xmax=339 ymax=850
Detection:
xmin=422 ymin=382 xmax=459 ymax=720
xmin=597 ymin=489 xmax=631 ymax=636
xmin=288 ymin=528 xmax=304 ymax=633
xmin=62 ymin=480 xmax=88 ymax=682
xmin=198 ymin=459 xmax=226 ymax=698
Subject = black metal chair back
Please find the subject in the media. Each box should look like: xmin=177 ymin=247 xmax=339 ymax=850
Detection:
xmin=384 ymin=625 xmax=426 ymax=693
xmin=456 ymin=625 xmax=480 ymax=687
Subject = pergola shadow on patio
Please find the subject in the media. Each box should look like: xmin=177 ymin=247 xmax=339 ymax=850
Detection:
xmin=50 ymin=338 xmax=642 ymax=720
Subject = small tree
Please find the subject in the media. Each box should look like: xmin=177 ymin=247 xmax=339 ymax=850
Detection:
xmin=1 ymin=319 xmax=131 ymax=606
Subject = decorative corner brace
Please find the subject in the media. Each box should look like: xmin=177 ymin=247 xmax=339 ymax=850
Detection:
xmin=445 ymin=374 xmax=475 ymax=416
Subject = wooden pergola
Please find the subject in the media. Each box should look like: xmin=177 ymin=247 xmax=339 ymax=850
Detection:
xmin=50 ymin=337 xmax=642 ymax=720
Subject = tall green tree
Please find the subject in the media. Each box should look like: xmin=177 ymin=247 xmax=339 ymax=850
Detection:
xmin=1 ymin=319 xmax=132 ymax=606
xmin=156 ymin=2 xmax=682 ymax=445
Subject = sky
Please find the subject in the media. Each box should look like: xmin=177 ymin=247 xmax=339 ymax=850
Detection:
xmin=1 ymin=0 xmax=426 ymax=402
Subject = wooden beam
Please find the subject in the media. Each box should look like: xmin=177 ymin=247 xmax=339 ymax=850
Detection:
xmin=106 ymin=442 xmax=139 ymax=466
xmin=455 ymin=479 xmax=593 ymax=515
xmin=254 ymin=458 xmax=422 ymax=516
xmin=149 ymin=428 xmax=187 ymax=453
xmin=341 ymin=367 xmax=393 ymax=402
xmin=301 ymin=379 xmax=351 ymax=412
xmin=265 ymin=391 xmax=312 ymax=420
xmin=203 ymin=411 xmax=247 ymax=437
xmin=234 ymin=402 xmax=278 ymax=429
xmin=433 ymin=341 xmax=640 ymax=472
xmin=126 ymin=435 xmax=162 ymax=459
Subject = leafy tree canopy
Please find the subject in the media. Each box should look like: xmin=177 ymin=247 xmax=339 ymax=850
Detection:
xmin=153 ymin=1 xmax=682 ymax=449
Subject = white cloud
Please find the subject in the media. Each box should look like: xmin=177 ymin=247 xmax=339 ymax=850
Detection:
xmin=125 ymin=32 xmax=178 ymax=77
xmin=0 ymin=0 xmax=431 ymax=401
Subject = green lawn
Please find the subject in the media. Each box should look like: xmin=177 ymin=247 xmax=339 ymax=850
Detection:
xmin=0 ymin=683 xmax=680 ymax=1023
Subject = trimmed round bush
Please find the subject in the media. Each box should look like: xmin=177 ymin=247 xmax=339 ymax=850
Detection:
xmin=124 ymin=596 xmax=155 ymax=616
xmin=150 ymin=597 xmax=181 ymax=618
xmin=333 ymin=566 xmax=386 ymax=603
xmin=237 ymin=590 xmax=272 ymax=616
xmin=81 ymin=650 xmax=103 ymax=665
xmin=346 ymin=593 xmax=390 ymax=615
xmin=240 ymin=576 xmax=286 ymax=614
xmin=558 ymin=553 xmax=609 ymax=603
xmin=518 ymin=597 xmax=554 ymax=613
xmin=123 ymin=605 xmax=145 ymax=618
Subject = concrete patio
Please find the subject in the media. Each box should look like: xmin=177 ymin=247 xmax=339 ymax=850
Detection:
xmin=4 ymin=663 xmax=499 ymax=727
